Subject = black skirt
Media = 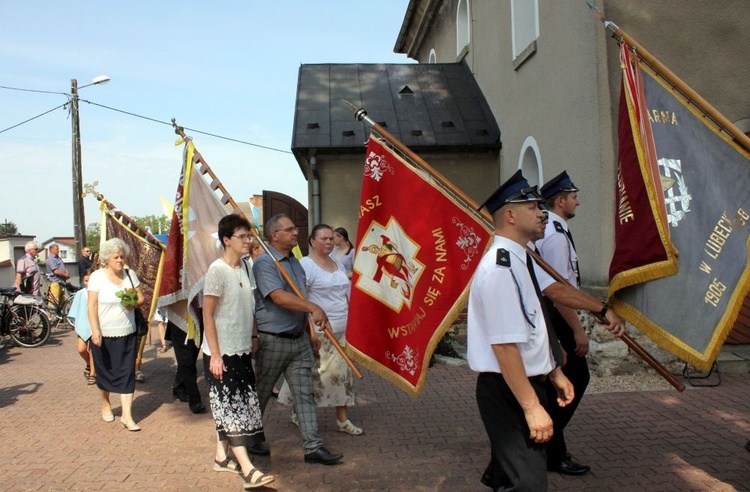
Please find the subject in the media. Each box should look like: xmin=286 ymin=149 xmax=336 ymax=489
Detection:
xmin=203 ymin=352 xmax=265 ymax=448
xmin=91 ymin=332 xmax=138 ymax=394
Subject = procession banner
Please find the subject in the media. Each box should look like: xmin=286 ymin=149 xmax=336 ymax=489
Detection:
xmin=157 ymin=139 xmax=227 ymax=343
xmin=609 ymin=45 xmax=750 ymax=370
xmin=346 ymin=136 xmax=492 ymax=396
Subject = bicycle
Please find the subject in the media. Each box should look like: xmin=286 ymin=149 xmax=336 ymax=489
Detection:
xmin=42 ymin=277 xmax=80 ymax=329
xmin=0 ymin=288 xmax=51 ymax=348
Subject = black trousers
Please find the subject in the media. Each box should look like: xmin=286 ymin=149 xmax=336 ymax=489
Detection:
xmin=477 ymin=372 xmax=548 ymax=492
xmin=544 ymin=302 xmax=590 ymax=466
xmin=167 ymin=321 xmax=202 ymax=404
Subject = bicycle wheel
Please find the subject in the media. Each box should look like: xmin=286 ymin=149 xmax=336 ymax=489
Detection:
xmin=61 ymin=295 xmax=76 ymax=327
xmin=8 ymin=304 xmax=51 ymax=347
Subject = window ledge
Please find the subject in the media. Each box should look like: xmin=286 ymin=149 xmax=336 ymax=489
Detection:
xmin=512 ymin=40 xmax=537 ymax=70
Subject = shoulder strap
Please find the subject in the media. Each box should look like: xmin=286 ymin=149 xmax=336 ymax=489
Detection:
xmin=124 ymin=268 xmax=135 ymax=289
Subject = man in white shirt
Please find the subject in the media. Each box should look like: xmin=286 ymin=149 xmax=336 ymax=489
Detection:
xmin=468 ymin=170 xmax=624 ymax=491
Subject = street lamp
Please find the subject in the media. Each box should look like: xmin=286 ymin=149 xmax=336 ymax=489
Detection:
xmin=71 ymin=75 xmax=110 ymax=255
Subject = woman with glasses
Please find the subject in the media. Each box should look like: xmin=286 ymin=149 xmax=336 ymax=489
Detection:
xmin=202 ymin=214 xmax=274 ymax=489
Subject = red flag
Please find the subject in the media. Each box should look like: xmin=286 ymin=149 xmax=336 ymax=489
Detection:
xmin=158 ymin=139 xmax=228 ymax=342
xmin=346 ymin=136 xmax=492 ymax=397
xmin=609 ymin=44 xmax=677 ymax=290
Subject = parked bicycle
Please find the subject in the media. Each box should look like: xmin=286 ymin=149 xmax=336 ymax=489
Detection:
xmin=42 ymin=277 xmax=81 ymax=329
xmin=0 ymin=288 xmax=51 ymax=347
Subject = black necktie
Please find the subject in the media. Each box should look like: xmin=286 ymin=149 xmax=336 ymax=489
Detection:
xmin=526 ymin=253 xmax=564 ymax=367
xmin=564 ymin=229 xmax=581 ymax=287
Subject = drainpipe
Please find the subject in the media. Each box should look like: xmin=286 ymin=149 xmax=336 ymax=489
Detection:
xmin=310 ymin=154 xmax=320 ymax=225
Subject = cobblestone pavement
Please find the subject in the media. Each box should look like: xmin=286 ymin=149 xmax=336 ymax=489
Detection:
xmin=1 ymin=330 xmax=748 ymax=491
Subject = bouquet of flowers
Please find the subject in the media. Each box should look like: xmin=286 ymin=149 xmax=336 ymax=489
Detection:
xmin=116 ymin=288 xmax=139 ymax=307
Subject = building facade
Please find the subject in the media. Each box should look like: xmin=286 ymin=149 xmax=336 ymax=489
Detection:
xmin=395 ymin=0 xmax=750 ymax=287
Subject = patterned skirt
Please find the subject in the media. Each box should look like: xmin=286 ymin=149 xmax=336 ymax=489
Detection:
xmin=202 ymin=352 xmax=265 ymax=447
xmin=278 ymin=331 xmax=356 ymax=408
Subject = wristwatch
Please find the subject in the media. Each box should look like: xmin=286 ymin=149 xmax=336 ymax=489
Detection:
xmin=598 ymin=304 xmax=609 ymax=318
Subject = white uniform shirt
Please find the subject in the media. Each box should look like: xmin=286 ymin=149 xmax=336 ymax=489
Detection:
xmin=467 ymin=235 xmax=556 ymax=376
xmin=535 ymin=210 xmax=578 ymax=288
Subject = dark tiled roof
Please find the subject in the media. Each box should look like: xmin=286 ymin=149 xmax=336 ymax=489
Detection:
xmin=292 ymin=62 xmax=501 ymax=154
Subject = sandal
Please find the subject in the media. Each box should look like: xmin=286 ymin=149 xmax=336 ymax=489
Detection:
xmin=213 ymin=457 xmax=240 ymax=474
xmin=87 ymin=374 xmax=97 ymax=385
xmin=242 ymin=467 xmax=275 ymax=489
xmin=135 ymin=371 xmax=146 ymax=383
xmin=84 ymin=365 xmax=91 ymax=379
xmin=337 ymin=419 xmax=364 ymax=435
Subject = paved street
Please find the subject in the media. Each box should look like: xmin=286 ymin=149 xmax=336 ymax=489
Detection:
xmin=1 ymin=329 xmax=748 ymax=491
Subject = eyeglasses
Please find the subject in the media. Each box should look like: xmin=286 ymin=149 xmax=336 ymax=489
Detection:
xmin=540 ymin=210 xmax=549 ymax=222
xmin=274 ymin=226 xmax=299 ymax=234
xmin=232 ymin=234 xmax=252 ymax=241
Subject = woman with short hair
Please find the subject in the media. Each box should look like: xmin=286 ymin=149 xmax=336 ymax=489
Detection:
xmin=202 ymin=214 xmax=274 ymax=489
xmin=87 ymin=238 xmax=144 ymax=431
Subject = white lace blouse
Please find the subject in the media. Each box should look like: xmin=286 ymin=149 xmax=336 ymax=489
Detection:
xmin=201 ymin=259 xmax=256 ymax=357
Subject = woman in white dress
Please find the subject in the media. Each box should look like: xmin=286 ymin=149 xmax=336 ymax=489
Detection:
xmin=202 ymin=214 xmax=274 ymax=489
xmin=278 ymin=224 xmax=363 ymax=435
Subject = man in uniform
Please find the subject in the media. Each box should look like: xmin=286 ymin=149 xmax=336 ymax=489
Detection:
xmin=536 ymin=171 xmax=590 ymax=475
xmin=251 ymin=214 xmax=344 ymax=465
xmin=468 ymin=170 xmax=624 ymax=491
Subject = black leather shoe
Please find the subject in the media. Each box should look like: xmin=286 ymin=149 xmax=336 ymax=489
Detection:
xmin=249 ymin=442 xmax=270 ymax=456
xmin=172 ymin=386 xmax=188 ymax=403
xmin=189 ymin=401 xmax=206 ymax=414
xmin=549 ymin=458 xmax=591 ymax=476
xmin=304 ymin=447 xmax=343 ymax=465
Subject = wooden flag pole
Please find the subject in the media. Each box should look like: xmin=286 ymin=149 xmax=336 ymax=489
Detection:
xmin=588 ymin=3 xmax=750 ymax=154
xmin=345 ymin=101 xmax=685 ymax=392
xmin=170 ymin=121 xmax=363 ymax=379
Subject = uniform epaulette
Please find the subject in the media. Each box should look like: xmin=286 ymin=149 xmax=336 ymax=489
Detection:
xmin=496 ymin=248 xmax=511 ymax=267
xmin=553 ymin=221 xmax=565 ymax=234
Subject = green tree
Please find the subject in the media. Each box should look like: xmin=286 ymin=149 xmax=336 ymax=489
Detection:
xmin=131 ymin=214 xmax=170 ymax=235
xmin=86 ymin=222 xmax=101 ymax=253
xmin=0 ymin=220 xmax=19 ymax=235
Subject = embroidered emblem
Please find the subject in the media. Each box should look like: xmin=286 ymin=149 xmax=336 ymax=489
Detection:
xmin=452 ymin=217 xmax=484 ymax=270
xmin=658 ymin=158 xmax=692 ymax=227
xmin=386 ymin=345 xmax=420 ymax=376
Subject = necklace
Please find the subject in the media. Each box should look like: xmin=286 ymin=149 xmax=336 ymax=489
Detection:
xmin=222 ymin=257 xmax=243 ymax=287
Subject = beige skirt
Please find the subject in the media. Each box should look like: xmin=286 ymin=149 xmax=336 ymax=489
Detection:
xmin=278 ymin=331 xmax=355 ymax=408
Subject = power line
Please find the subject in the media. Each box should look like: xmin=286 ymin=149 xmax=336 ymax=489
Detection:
xmin=0 ymin=103 xmax=68 ymax=135
xmin=82 ymin=100 xmax=293 ymax=155
xmin=0 ymin=84 xmax=68 ymax=96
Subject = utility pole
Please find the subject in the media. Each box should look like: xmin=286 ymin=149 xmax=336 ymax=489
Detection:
xmin=70 ymin=79 xmax=86 ymax=255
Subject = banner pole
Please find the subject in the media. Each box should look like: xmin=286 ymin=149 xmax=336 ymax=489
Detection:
xmin=171 ymin=121 xmax=362 ymax=379
xmin=345 ymin=101 xmax=685 ymax=391
xmin=588 ymin=3 xmax=750 ymax=153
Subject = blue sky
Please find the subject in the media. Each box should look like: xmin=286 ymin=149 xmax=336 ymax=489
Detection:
xmin=0 ymin=1 xmax=412 ymax=243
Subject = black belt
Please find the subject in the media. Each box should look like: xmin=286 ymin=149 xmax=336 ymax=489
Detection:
xmin=257 ymin=330 xmax=304 ymax=339
xmin=528 ymin=374 xmax=548 ymax=383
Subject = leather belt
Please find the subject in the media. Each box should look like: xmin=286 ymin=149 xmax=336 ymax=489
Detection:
xmin=528 ymin=374 xmax=548 ymax=383
xmin=257 ymin=330 xmax=304 ymax=339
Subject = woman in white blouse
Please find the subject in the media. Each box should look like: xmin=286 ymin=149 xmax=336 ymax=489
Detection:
xmin=87 ymin=238 xmax=144 ymax=431
xmin=279 ymin=224 xmax=363 ymax=435
xmin=202 ymin=214 xmax=274 ymax=489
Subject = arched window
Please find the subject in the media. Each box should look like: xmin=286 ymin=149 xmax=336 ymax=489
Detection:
xmin=518 ymin=136 xmax=542 ymax=186
xmin=456 ymin=0 xmax=471 ymax=57
xmin=428 ymin=49 xmax=437 ymax=64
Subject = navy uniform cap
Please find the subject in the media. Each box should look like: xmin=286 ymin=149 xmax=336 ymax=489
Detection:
xmin=540 ymin=170 xmax=579 ymax=200
xmin=478 ymin=170 xmax=543 ymax=215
